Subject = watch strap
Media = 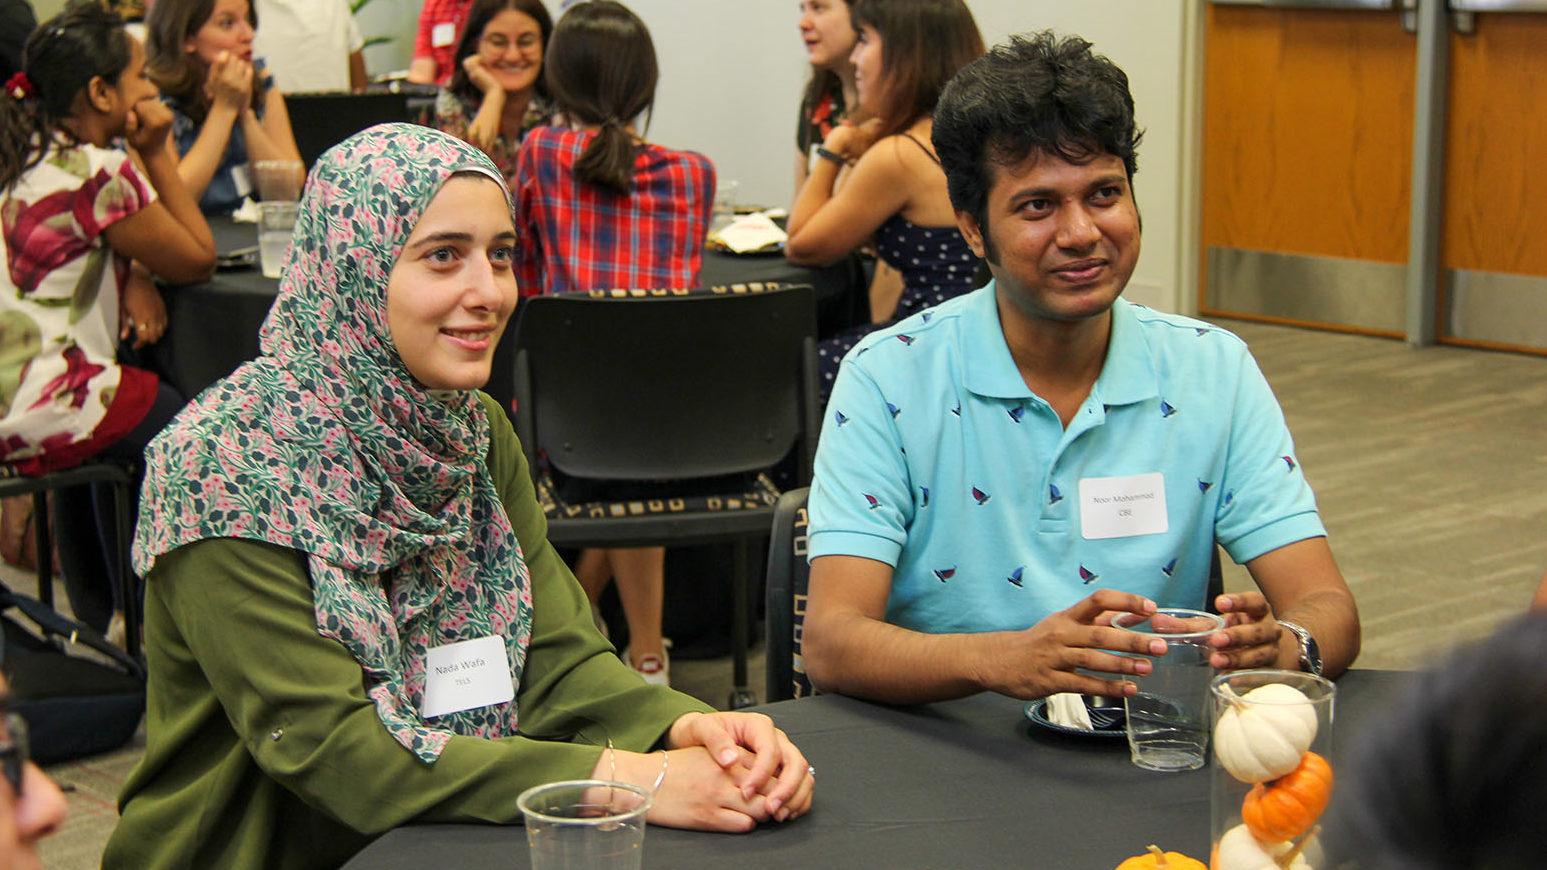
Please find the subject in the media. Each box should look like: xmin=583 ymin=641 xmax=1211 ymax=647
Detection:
xmin=1278 ymin=619 xmax=1323 ymax=676
xmin=814 ymin=146 xmax=847 ymax=166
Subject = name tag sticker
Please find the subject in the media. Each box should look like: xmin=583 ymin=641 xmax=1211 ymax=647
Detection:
xmin=1079 ymin=472 xmax=1169 ymax=540
xmin=421 ymin=635 xmax=513 ymax=719
xmin=431 ymin=22 xmax=457 ymax=47
xmin=231 ymin=163 xmax=252 ymax=199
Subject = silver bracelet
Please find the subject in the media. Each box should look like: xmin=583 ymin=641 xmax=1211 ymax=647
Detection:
xmin=650 ymin=751 xmax=669 ymax=792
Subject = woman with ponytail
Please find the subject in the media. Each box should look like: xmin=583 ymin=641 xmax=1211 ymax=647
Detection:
xmin=512 ymin=0 xmax=714 ymax=299
xmin=511 ymin=1 xmax=716 ymax=686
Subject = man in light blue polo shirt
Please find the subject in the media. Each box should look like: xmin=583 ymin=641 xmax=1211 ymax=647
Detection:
xmin=803 ymin=31 xmax=1360 ymax=705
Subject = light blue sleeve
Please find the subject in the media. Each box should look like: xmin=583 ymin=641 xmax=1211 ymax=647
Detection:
xmin=1214 ymin=348 xmax=1326 ymax=564
xmin=807 ymin=359 xmax=914 ymax=567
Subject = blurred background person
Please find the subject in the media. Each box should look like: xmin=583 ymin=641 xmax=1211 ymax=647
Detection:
xmin=784 ymin=0 xmax=984 ymax=404
xmin=1323 ymin=610 xmax=1547 ymax=869
xmin=514 ymin=0 xmax=717 ymax=685
xmin=426 ymin=0 xmax=551 ymax=187
xmin=514 ymin=0 xmax=712 ymax=297
xmin=794 ymin=0 xmax=855 ymax=190
xmin=406 ymin=0 xmax=471 ymax=86
xmin=0 ymin=0 xmax=35 ymax=84
xmin=0 ymin=676 xmax=69 ymax=869
xmin=0 ymin=1 xmax=214 ymax=633
xmin=253 ymin=0 xmax=366 ymax=93
xmin=145 ymin=0 xmax=303 ymax=214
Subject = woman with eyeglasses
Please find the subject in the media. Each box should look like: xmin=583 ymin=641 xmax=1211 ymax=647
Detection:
xmin=0 ymin=682 xmax=68 ymax=869
xmin=426 ymin=0 xmax=552 ymax=187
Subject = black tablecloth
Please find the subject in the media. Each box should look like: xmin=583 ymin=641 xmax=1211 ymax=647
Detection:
xmin=149 ymin=219 xmax=278 ymax=400
xmin=152 ymin=222 xmax=866 ymax=403
xmin=342 ymin=669 xmax=1410 ymax=870
xmin=699 ymin=249 xmax=866 ymax=340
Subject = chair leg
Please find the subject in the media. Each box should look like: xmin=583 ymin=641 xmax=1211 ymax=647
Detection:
xmin=728 ymin=538 xmax=758 ymax=710
xmin=31 ymin=491 xmax=52 ymax=609
xmin=113 ymin=476 xmax=140 ymax=661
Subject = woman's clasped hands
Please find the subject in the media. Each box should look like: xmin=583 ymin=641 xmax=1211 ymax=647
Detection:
xmin=598 ymin=711 xmax=815 ymax=832
xmin=204 ymin=49 xmax=253 ymax=114
xmin=819 ymin=116 xmax=883 ymax=164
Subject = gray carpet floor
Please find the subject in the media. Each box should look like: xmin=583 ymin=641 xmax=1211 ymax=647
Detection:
xmin=30 ymin=316 xmax=1547 ymax=868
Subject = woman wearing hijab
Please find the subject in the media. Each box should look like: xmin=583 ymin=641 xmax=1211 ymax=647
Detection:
xmin=104 ymin=123 xmax=812 ymax=870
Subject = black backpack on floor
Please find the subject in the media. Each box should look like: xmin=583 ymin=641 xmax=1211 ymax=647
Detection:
xmin=0 ymin=583 xmax=145 ymax=764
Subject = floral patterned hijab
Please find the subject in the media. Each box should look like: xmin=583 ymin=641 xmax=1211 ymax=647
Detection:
xmin=134 ymin=123 xmax=533 ymax=762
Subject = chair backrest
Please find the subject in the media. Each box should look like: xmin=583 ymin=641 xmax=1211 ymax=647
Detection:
xmin=285 ymin=91 xmax=416 ymax=167
xmin=510 ymin=286 xmax=818 ymax=485
xmin=764 ymin=487 xmax=815 ymax=703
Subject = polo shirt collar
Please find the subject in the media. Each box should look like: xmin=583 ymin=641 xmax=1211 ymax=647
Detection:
xmin=961 ymin=283 xmax=1032 ymax=399
xmin=962 ymin=283 xmax=1158 ymax=407
xmin=1092 ymin=298 xmax=1160 ymax=408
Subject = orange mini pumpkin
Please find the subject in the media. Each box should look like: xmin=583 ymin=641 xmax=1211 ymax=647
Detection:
xmin=1115 ymin=844 xmax=1207 ymax=870
xmin=1241 ymin=751 xmax=1334 ymax=843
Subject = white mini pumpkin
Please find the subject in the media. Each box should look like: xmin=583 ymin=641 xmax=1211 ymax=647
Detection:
xmin=1213 ymin=824 xmax=1313 ymax=870
xmin=1214 ymin=683 xmax=1318 ymax=783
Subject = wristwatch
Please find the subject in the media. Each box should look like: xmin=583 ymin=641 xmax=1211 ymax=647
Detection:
xmin=1278 ymin=620 xmax=1323 ymax=676
xmin=814 ymin=146 xmax=848 ymax=166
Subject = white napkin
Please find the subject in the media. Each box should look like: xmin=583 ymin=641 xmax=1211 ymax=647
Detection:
xmin=1045 ymin=692 xmax=1094 ymax=730
xmin=230 ymin=197 xmax=261 ymax=224
xmin=710 ymin=212 xmax=787 ymax=254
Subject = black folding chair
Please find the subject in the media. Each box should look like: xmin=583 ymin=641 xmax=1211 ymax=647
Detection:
xmin=763 ymin=487 xmax=814 ymax=703
xmin=0 ymin=459 xmax=139 ymax=659
xmin=509 ymin=286 xmax=818 ymax=708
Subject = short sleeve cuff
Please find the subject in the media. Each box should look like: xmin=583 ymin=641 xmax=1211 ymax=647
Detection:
xmin=1222 ymin=512 xmax=1327 ymax=565
xmin=807 ymin=529 xmax=904 ymax=567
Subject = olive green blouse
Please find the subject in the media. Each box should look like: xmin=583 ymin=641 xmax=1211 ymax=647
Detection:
xmin=104 ymin=394 xmax=711 ymax=869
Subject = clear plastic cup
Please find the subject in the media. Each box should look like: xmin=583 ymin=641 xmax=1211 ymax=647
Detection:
xmin=710 ymin=179 xmax=740 ymax=234
xmin=257 ymin=201 xmax=299 ymax=279
xmin=253 ymin=159 xmax=305 ymax=202
xmin=1111 ymin=607 xmax=1226 ymax=771
xmin=517 ymin=779 xmax=651 ymax=870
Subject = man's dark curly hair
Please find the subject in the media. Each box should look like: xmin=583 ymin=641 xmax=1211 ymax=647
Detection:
xmin=932 ymin=31 xmax=1143 ymax=232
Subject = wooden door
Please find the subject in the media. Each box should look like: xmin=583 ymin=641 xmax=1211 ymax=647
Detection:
xmin=1439 ymin=13 xmax=1547 ymax=352
xmin=1200 ymin=4 xmax=1417 ymax=336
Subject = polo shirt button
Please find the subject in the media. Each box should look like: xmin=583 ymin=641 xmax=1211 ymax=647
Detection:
xmin=270 ymin=727 xmax=284 ymax=741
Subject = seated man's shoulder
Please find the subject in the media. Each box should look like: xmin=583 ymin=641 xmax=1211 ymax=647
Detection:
xmin=1123 ymin=301 xmax=1253 ymax=362
xmin=845 ymin=289 xmax=980 ymax=372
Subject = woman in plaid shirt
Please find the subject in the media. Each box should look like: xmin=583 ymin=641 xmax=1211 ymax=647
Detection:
xmin=513 ymin=0 xmax=716 ymax=686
